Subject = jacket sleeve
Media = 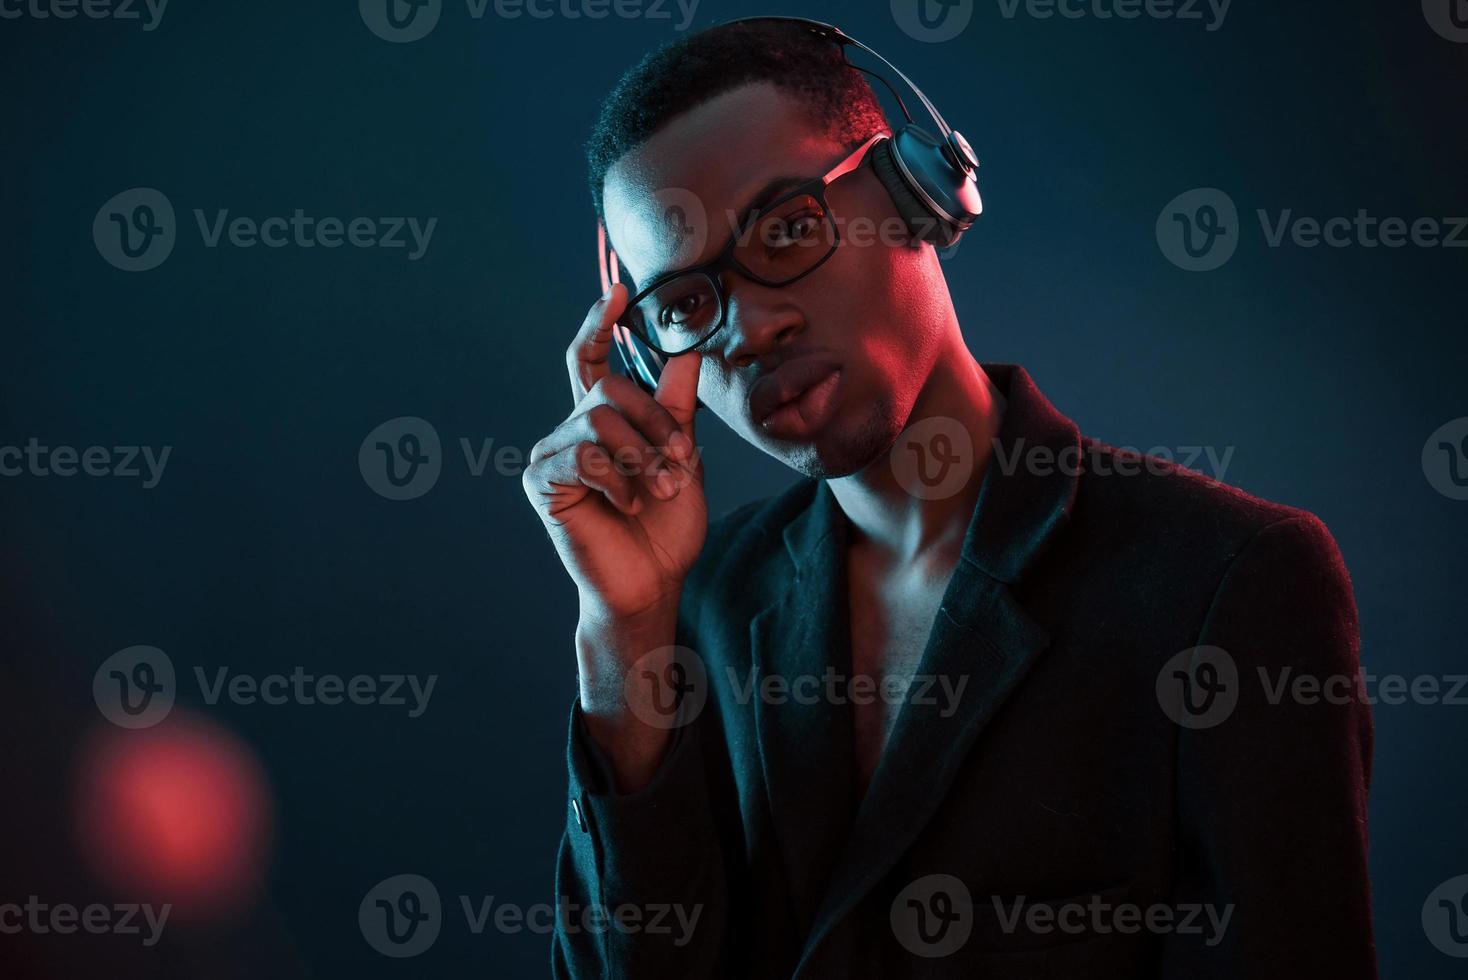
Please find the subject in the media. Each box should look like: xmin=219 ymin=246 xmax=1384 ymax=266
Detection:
xmin=551 ymin=626 xmax=731 ymax=977
xmin=1160 ymin=514 xmax=1376 ymax=978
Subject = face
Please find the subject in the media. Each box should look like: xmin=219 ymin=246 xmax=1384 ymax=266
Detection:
xmin=602 ymin=82 xmax=955 ymax=479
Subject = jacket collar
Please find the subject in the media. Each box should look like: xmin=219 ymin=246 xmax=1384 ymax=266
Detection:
xmin=746 ymin=363 xmax=1083 ymax=971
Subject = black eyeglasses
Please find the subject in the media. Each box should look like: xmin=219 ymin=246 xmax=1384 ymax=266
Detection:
xmin=613 ymin=133 xmax=885 ymax=357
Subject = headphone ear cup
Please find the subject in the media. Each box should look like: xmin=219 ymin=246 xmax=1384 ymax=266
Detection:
xmin=871 ymin=136 xmax=949 ymax=246
xmin=870 ymin=131 xmax=977 ymax=248
xmin=612 ymin=324 xmax=662 ymax=396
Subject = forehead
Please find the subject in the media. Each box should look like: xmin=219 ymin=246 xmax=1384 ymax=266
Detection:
xmin=602 ymin=82 xmax=847 ymax=284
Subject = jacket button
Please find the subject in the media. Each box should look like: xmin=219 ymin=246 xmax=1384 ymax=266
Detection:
xmin=571 ymin=797 xmax=588 ymax=832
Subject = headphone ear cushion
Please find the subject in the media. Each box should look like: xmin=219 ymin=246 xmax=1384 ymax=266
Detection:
xmin=613 ymin=326 xmax=662 ymax=396
xmin=870 ymin=136 xmax=962 ymax=248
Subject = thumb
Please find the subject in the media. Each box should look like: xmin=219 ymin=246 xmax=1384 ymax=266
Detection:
xmin=654 ymin=350 xmax=702 ymax=438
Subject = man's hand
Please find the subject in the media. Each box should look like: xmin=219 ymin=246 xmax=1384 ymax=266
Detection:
xmin=524 ymin=283 xmax=707 ymax=621
xmin=522 ymin=285 xmax=707 ymax=788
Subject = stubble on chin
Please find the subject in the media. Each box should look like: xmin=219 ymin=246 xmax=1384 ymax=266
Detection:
xmin=789 ymin=396 xmax=899 ymax=480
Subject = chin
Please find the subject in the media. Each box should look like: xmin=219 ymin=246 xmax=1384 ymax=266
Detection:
xmin=779 ymin=397 xmax=901 ymax=480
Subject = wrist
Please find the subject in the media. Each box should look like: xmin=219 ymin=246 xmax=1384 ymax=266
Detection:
xmin=576 ymin=590 xmax=681 ymax=641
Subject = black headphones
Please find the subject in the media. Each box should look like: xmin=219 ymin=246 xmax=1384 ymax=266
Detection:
xmin=596 ymin=15 xmax=983 ymax=400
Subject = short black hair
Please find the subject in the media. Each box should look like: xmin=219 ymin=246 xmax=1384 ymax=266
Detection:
xmin=585 ymin=19 xmax=887 ymax=219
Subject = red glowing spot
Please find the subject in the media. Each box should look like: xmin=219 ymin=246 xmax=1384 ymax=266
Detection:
xmin=73 ymin=711 xmax=273 ymax=922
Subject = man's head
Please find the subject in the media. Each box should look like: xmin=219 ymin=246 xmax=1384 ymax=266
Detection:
xmin=589 ymin=19 xmax=965 ymax=479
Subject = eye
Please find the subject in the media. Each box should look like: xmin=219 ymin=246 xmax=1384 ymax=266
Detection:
xmin=659 ymin=291 xmax=707 ymax=326
xmin=642 ymin=274 xmax=720 ymax=340
xmin=761 ymin=207 xmax=824 ymax=253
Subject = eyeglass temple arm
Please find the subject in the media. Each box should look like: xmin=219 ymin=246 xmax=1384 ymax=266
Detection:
xmin=823 ymin=132 xmax=889 ymax=184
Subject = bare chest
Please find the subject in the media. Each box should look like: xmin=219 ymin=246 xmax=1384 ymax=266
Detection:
xmin=846 ymin=556 xmax=954 ymax=794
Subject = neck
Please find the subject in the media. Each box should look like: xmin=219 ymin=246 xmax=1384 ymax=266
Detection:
xmin=828 ymin=336 xmax=1005 ymax=570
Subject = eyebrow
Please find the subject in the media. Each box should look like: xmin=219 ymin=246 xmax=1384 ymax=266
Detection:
xmin=639 ymin=172 xmax=812 ymax=286
xmin=732 ymin=173 xmax=811 ymax=228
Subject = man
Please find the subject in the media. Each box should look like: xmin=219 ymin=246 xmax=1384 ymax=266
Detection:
xmin=522 ymin=18 xmax=1375 ymax=979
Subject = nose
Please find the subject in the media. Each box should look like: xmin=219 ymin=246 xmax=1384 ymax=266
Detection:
xmin=718 ymin=271 xmax=806 ymax=370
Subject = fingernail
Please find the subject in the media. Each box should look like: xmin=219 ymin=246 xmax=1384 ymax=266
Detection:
xmin=669 ymin=431 xmax=693 ymax=461
xmin=656 ymin=470 xmax=677 ymax=498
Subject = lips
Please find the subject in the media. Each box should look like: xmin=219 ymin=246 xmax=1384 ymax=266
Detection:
xmin=748 ymin=357 xmax=844 ymax=428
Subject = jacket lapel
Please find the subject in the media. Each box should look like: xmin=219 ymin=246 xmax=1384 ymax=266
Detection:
xmin=747 ymin=480 xmax=859 ymax=936
xmin=792 ymin=363 xmax=1083 ymax=972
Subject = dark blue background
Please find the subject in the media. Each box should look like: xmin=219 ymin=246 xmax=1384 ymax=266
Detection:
xmin=2 ymin=0 xmax=1464 ymax=975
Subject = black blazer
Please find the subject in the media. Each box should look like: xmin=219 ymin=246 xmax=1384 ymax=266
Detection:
xmin=552 ymin=364 xmax=1375 ymax=979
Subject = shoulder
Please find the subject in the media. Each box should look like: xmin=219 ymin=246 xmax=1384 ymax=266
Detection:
xmin=1064 ymin=440 xmax=1356 ymax=655
xmin=1044 ymin=440 xmax=1362 ymax=700
xmin=1071 ymin=438 xmax=1345 ymax=570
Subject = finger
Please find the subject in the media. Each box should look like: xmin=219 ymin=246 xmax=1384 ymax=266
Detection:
xmin=567 ymin=283 xmax=629 ymax=406
xmin=654 ymin=350 xmax=702 ymax=463
xmin=576 ymin=402 xmax=681 ymax=502
xmin=584 ymin=373 xmax=691 ymax=474
xmin=572 ymin=443 xmax=643 ymax=516
xmin=530 ymin=400 xmax=676 ymax=505
xmin=528 ymin=438 xmax=641 ymax=517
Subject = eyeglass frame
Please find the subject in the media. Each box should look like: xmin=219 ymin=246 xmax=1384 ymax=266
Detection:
xmin=611 ymin=131 xmax=889 ymax=358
